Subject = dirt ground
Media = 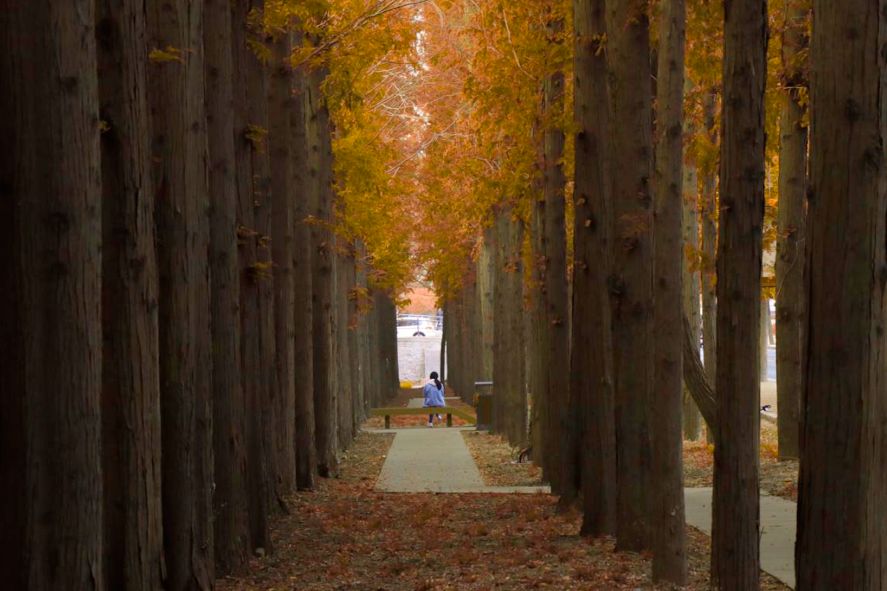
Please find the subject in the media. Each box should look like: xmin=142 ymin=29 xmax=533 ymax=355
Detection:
xmin=217 ymin=429 xmax=789 ymax=590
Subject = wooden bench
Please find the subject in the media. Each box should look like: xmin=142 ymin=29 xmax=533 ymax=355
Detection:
xmin=370 ymin=406 xmax=476 ymax=429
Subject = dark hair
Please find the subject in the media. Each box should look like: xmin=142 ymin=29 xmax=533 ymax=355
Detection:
xmin=430 ymin=371 xmax=442 ymax=391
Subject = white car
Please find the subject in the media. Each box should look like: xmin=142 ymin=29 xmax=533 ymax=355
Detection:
xmin=396 ymin=315 xmax=440 ymax=338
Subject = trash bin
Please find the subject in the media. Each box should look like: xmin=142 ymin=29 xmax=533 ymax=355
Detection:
xmin=474 ymin=381 xmax=493 ymax=430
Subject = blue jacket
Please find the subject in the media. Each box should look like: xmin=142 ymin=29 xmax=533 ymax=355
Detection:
xmin=423 ymin=381 xmax=446 ymax=407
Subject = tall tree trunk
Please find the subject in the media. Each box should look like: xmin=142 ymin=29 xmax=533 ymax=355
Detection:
xmin=0 ymin=2 xmax=103 ymax=587
xmin=204 ymin=0 xmax=250 ymax=573
xmin=533 ymin=6 xmax=572 ymax=498
xmin=682 ymin=160 xmax=704 ymax=441
xmin=478 ymin=227 xmax=495 ymax=383
xmin=306 ymin=64 xmax=339 ymax=477
xmin=146 ymin=0 xmax=215 ymax=586
xmin=269 ymin=30 xmax=296 ymax=496
xmin=605 ymin=0 xmax=654 ymax=551
xmin=334 ymin=246 xmax=355 ymax=450
xmin=493 ymin=207 xmax=528 ymax=447
xmin=796 ymin=0 xmax=887 ymax=586
xmin=711 ymin=0 xmax=766 ymax=586
xmin=291 ymin=32 xmax=317 ymax=491
xmin=246 ymin=0 xmax=280 ymax=517
xmin=701 ymin=92 xmax=718 ymax=383
xmin=774 ymin=0 xmax=807 ymax=461
xmin=231 ymin=0 xmax=271 ymax=552
xmin=440 ymin=302 xmax=448 ymax=386
xmin=96 ymin=1 xmax=165 ymax=587
xmin=651 ymin=0 xmax=687 ymax=581
xmin=375 ymin=290 xmax=400 ymax=402
xmin=572 ymin=0 xmax=617 ymax=537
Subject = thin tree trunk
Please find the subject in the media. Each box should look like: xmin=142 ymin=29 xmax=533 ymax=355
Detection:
xmin=291 ymin=30 xmax=317 ymax=491
xmin=682 ymin=160 xmax=704 ymax=441
xmin=711 ymin=0 xmax=766 ymax=586
xmin=307 ymin=64 xmax=338 ymax=477
xmin=774 ymin=0 xmax=807 ymax=461
xmin=334 ymin=246 xmax=355 ymax=450
xmin=479 ymin=227 xmax=495 ymax=383
xmin=605 ymin=0 xmax=654 ymax=551
xmin=572 ymin=0 xmax=616 ymax=537
xmin=231 ymin=0 xmax=270 ymax=552
xmin=147 ymin=0 xmax=215 ymax=586
xmin=651 ymin=0 xmax=687 ymax=582
xmin=796 ymin=0 xmax=887 ymax=586
xmin=269 ymin=30 xmax=296 ymax=496
xmin=0 ymin=2 xmax=103 ymax=587
xmin=701 ymin=92 xmax=718 ymax=383
xmin=96 ymin=1 xmax=165 ymax=586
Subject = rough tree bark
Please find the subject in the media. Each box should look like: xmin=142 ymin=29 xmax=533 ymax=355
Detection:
xmin=269 ymin=30 xmax=296 ymax=495
xmin=96 ymin=0 xmax=165 ymax=586
xmin=532 ymin=5 xmax=572 ymax=498
xmin=0 ymin=2 xmax=103 ymax=587
xmin=245 ymin=0 xmax=280 ymax=517
xmin=711 ymin=0 xmax=766 ymax=586
xmin=605 ymin=0 xmax=654 ymax=551
xmin=147 ymin=0 xmax=216 ymax=586
xmin=204 ymin=0 xmax=250 ymax=573
xmin=651 ymin=0 xmax=687 ymax=581
xmin=231 ymin=0 xmax=271 ymax=552
xmin=774 ymin=0 xmax=807 ymax=460
xmin=291 ymin=31 xmax=317 ymax=491
xmin=493 ymin=207 xmax=528 ymax=447
xmin=306 ymin=64 xmax=339 ymax=477
xmin=572 ymin=0 xmax=616 ymax=537
xmin=796 ymin=0 xmax=887 ymax=587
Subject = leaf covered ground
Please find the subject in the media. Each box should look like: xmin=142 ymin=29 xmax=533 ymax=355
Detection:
xmin=462 ymin=431 xmax=543 ymax=487
xmin=218 ymin=429 xmax=789 ymax=590
xmin=682 ymin=420 xmax=799 ymax=501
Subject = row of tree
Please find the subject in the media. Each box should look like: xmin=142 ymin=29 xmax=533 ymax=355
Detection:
xmin=0 ymin=1 xmax=401 ymax=588
xmin=419 ymin=0 xmax=886 ymax=587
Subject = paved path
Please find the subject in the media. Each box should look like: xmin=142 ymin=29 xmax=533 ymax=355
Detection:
xmin=375 ymin=427 xmax=795 ymax=586
xmin=375 ymin=426 xmax=548 ymax=494
xmin=685 ymin=487 xmax=796 ymax=589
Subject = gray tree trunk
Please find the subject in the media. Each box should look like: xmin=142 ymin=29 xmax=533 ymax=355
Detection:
xmin=651 ymin=0 xmax=687 ymax=581
xmin=605 ymin=0 xmax=655 ymax=551
xmin=711 ymin=0 xmax=766 ymax=586
xmin=796 ymin=0 xmax=887 ymax=586
xmin=572 ymin=0 xmax=617 ymax=538
xmin=774 ymin=0 xmax=807 ymax=461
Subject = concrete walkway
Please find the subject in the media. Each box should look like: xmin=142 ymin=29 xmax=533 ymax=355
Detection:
xmin=685 ymin=487 xmax=797 ymax=589
xmin=375 ymin=426 xmax=548 ymax=494
xmin=374 ymin=427 xmax=795 ymax=586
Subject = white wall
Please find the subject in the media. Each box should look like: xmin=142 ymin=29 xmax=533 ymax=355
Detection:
xmin=397 ymin=336 xmax=447 ymax=383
